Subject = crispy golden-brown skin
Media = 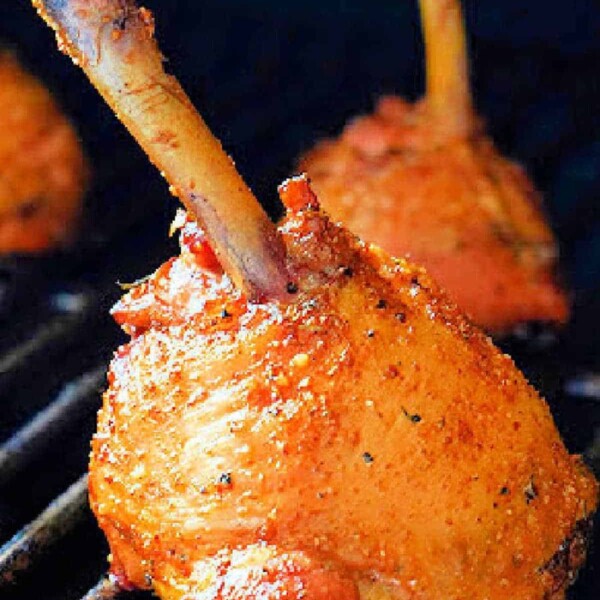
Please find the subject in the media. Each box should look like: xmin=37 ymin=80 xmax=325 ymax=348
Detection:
xmin=90 ymin=178 xmax=596 ymax=599
xmin=300 ymin=97 xmax=569 ymax=333
xmin=0 ymin=52 xmax=86 ymax=253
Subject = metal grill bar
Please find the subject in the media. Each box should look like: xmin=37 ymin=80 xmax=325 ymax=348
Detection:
xmin=81 ymin=576 xmax=124 ymax=600
xmin=0 ymin=292 xmax=96 ymax=392
xmin=0 ymin=474 xmax=88 ymax=586
xmin=566 ymin=373 xmax=600 ymax=401
xmin=0 ymin=368 xmax=105 ymax=485
xmin=584 ymin=428 xmax=600 ymax=477
xmin=0 ymin=314 xmax=86 ymax=378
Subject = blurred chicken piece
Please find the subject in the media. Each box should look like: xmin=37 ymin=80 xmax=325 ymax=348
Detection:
xmin=300 ymin=0 xmax=568 ymax=334
xmin=90 ymin=177 xmax=597 ymax=600
xmin=0 ymin=52 xmax=86 ymax=253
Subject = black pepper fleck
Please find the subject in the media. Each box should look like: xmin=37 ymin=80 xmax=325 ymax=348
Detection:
xmin=395 ymin=312 xmax=406 ymax=323
xmin=113 ymin=14 xmax=128 ymax=31
xmin=500 ymin=486 xmax=510 ymax=496
xmin=286 ymin=282 xmax=298 ymax=294
xmin=218 ymin=472 xmax=232 ymax=485
xmin=366 ymin=329 xmax=376 ymax=338
xmin=341 ymin=266 xmax=354 ymax=277
xmin=220 ymin=308 xmax=231 ymax=318
xmin=524 ymin=479 xmax=538 ymax=504
xmin=362 ymin=452 xmax=374 ymax=464
xmin=402 ymin=406 xmax=422 ymax=423
xmin=376 ymin=299 xmax=387 ymax=309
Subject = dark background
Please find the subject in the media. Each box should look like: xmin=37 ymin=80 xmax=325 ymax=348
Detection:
xmin=3 ymin=1 xmax=600 ymax=287
xmin=0 ymin=1 xmax=599 ymax=598
xmin=3 ymin=1 xmax=600 ymax=293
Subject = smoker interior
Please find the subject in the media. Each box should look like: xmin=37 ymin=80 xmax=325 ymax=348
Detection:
xmin=1 ymin=1 xmax=600 ymax=598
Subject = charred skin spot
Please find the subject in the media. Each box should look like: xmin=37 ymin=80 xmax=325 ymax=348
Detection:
xmin=539 ymin=517 xmax=593 ymax=597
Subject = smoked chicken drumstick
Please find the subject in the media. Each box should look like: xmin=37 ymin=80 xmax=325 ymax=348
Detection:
xmin=300 ymin=0 xmax=568 ymax=334
xmin=0 ymin=51 xmax=87 ymax=253
xmin=32 ymin=1 xmax=597 ymax=599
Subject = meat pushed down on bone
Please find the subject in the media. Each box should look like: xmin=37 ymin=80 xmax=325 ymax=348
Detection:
xmin=90 ymin=177 xmax=597 ymax=600
xmin=0 ymin=52 xmax=86 ymax=253
xmin=300 ymin=0 xmax=568 ymax=334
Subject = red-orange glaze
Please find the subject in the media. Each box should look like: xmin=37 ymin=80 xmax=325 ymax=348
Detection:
xmin=300 ymin=96 xmax=569 ymax=333
xmin=91 ymin=177 xmax=596 ymax=599
xmin=0 ymin=52 xmax=87 ymax=253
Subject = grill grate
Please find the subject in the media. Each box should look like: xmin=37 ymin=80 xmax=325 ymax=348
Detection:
xmin=0 ymin=368 xmax=104 ymax=486
xmin=82 ymin=578 xmax=124 ymax=600
xmin=0 ymin=475 xmax=89 ymax=587
xmin=0 ymin=1 xmax=599 ymax=598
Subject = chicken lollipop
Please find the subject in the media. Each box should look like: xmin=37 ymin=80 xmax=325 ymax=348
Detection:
xmin=33 ymin=1 xmax=597 ymax=599
xmin=0 ymin=51 xmax=87 ymax=253
xmin=300 ymin=0 xmax=568 ymax=334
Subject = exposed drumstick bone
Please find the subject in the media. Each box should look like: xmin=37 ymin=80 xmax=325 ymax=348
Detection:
xmin=32 ymin=0 xmax=292 ymax=302
xmin=419 ymin=0 xmax=472 ymax=138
